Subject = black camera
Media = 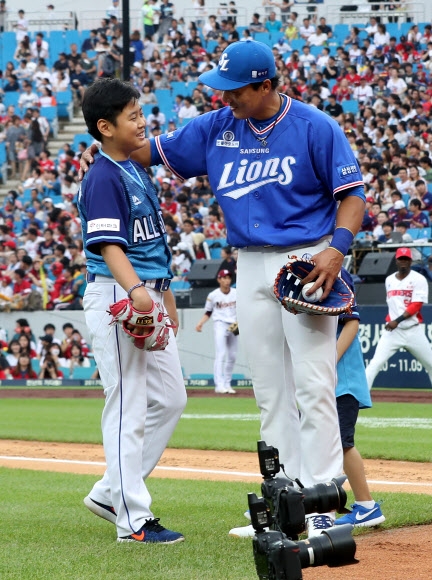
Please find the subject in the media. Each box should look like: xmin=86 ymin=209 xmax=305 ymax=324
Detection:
xmin=47 ymin=362 xmax=53 ymax=369
xmin=249 ymin=493 xmax=357 ymax=580
xmin=257 ymin=441 xmax=348 ymax=539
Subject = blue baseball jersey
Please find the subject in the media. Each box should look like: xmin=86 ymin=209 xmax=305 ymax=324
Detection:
xmin=78 ymin=152 xmax=172 ymax=279
xmin=150 ymin=95 xmax=365 ymax=248
xmin=336 ymin=268 xmax=371 ymax=409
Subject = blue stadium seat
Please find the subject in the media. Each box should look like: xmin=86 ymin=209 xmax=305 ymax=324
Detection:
xmin=68 ymin=366 xmax=94 ymax=380
xmin=206 ymin=40 xmax=219 ymax=53
xmin=3 ymin=92 xmax=20 ymax=107
xmin=289 ymin=38 xmax=305 ymax=52
xmin=386 ymin=23 xmax=400 ymax=38
xmin=65 ymin=29 xmax=80 ymax=47
xmin=333 ymin=24 xmax=349 ymax=42
xmin=56 ymin=89 xmax=73 ymax=120
xmin=72 ymin=133 xmax=94 ymax=151
xmin=309 ymin=45 xmax=323 ymax=57
xmin=253 ymin=32 xmax=272 ymax=46
xmin=399 ymin=22 xmax=412 ymax=37
xmin=48 ymin=30 xmax=68 ymax=57
xmin=342 ymin=100 xmax=359 ymax=115
xmin=1 ymin=32 xmax=17 ymax=69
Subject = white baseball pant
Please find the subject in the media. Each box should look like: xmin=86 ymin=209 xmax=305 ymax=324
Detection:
xmin=213 ymin=320 xmax=238 ymax=390
xmin=236 ymin=241 xmax=343 ymax=487
xmin=83 ymin=279 xmax=187 ymax=537
xmin=365 ymin=324 xmax=432 ymax=389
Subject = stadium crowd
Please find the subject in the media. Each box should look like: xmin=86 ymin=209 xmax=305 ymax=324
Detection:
xmin=1 ymin=3 xmax=432 ymax=318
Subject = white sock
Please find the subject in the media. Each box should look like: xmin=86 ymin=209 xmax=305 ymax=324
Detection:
xmin=355 ymin=500 xmax=376 ymax=509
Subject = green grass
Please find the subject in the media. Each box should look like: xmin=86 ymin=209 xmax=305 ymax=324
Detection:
xmin=0 ymin=397 xmax=430 ymax=461
xmin=0 ymin=394 xmax=431 ymax=578
xmin=1 ymin=467 xmax=431 ymax=580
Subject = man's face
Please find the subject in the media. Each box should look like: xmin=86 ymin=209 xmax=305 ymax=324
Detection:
xmin=396 ymin=257 xmax=411 ymax=274
xmin=222 ymin=83 xmax=270 ymax=120
xmin=399 ymin=169 xmax=408 ymax=181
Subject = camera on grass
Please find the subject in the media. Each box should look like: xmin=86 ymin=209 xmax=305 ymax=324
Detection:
xmin=249 ymin=493 xmax=357 ymax=580
xmin=247 ymin=441 xmax=357 ymax=579
xmin=257 ymin=440 xmax=348 ymax=539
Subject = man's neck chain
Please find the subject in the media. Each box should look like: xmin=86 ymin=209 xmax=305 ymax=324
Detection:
xmin=246 ymin=94 xmax=284 ymax=148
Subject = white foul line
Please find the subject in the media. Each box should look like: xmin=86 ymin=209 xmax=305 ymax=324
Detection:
xmin=1 ymin=455 xmax=432 ymax=487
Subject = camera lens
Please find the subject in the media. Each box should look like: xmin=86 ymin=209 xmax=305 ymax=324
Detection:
xmin=296 ymin=524 xmax=356 ymax=568
xmin=301 ymin=476 xmax=347 ymax=515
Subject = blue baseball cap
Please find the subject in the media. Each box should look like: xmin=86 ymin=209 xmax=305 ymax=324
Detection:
xmin=199 ymin=40 xmax=276 ymax=91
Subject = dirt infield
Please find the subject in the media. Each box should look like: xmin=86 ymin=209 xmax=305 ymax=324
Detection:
xmin=1 ymin=387 xmax=431 ymax=578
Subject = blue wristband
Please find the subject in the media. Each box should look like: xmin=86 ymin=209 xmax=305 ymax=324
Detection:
xmin=329 ymin=227 xmax=354 ymax=257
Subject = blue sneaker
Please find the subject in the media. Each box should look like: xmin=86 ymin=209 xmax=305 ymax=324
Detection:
xmin=117 ymin=518 xmax=185 ymax=544
xmin=335 ymin=502 xmax=385 ymax=528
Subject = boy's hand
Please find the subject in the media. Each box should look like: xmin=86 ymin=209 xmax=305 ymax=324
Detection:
xmin=78 ymin=143 xmax=99 ymax=180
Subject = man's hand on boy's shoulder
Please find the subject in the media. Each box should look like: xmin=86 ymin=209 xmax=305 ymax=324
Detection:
xmin=78 ymin=143 xmax=99 ymax=180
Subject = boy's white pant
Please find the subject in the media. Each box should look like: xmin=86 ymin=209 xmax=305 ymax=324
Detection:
xmin=84 ymin=280 xmax=187 ymax=537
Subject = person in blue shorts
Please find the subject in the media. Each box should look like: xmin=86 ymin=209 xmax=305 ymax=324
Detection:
xmin=333 ymin=269 xmax=385 ymax=528
xmin=82 ymin=41 xmax=365 ymax=537
xmin=78 ymin=78 xmax=186 ymax=544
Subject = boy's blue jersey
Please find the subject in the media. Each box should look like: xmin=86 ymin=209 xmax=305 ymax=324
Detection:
xmin=337 ymin=268 xmax=371 ymax=409
xmin=151 ymin=95 xmax=365 ymax=248
xmin=78 ymin=152 xmax=172 ymax=280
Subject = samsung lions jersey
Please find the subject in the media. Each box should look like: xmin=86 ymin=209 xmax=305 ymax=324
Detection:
xmin=151 ymin=95 xmax=365 ymax=248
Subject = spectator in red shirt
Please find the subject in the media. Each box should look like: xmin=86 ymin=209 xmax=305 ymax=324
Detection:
xmin=17 ymin=333 xmax=38 ymax=358
xmin=10 ymin=352 xmax=38 ymax=379
xmin=39 ymin=149 xmax=55 ymax=173
xmin=204 ymin=209 xmax=225 ymax=239
xmin=11 ymin=268 xmax=32 ymax=309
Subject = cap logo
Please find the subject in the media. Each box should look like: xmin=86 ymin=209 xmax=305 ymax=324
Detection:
xmin=219 ymin=53 xmax=230 ymax=72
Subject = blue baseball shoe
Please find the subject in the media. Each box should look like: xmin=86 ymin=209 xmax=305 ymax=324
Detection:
xmin=117 ymin=518 xmax=185 ymax=544
xmin=335 ymin=502 xmax=385 ymax=528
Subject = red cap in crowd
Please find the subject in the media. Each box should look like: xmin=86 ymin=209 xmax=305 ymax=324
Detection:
xmin=395 ymin=248 xmax=412 ymax=259
xmin=218 ymin=269 xmax=232 ymax=278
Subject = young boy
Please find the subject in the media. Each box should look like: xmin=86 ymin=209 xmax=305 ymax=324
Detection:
xmin=195 ymin=269 xmax=238 ymax=394
xmin=332 ymin=268 xmax=385 ymax=528
xmin=79 ymin=78 xmax=186 ymax=544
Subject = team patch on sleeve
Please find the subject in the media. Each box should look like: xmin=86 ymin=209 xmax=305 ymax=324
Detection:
xmin=88 ymin=218 xmax=120 ymax=233
xmin=338 ymin=164 xmax=359 ymax=178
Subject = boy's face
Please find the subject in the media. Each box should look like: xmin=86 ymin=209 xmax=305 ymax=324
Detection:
xmin=101 ymin=100 xmax=146 ymax=158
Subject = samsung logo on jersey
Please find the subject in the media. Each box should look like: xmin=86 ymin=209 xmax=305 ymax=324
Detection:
xmin=217 ymin=156 xmax=296 ymax=199
xmin=339 ymin=164 xmax=358 ymax=178
xmin=240 ymin=148 xmax=270 ymax=154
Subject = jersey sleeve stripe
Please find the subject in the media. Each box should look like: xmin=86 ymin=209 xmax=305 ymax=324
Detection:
xmin=154 ymin=135 xmax=186 ymax=181
xmin=86 ymin=234 xmax=128 ymax=246
xmin=334 ymin=181 xmax=365 ymax=195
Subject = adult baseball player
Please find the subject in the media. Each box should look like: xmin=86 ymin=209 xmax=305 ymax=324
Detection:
xmin=195 ymin=269 xmax=238 ymax=394
xmin=82 ymin=41 xmax=365 ymax=536
xmin=366 ymin=247 xmax=432 ymax=389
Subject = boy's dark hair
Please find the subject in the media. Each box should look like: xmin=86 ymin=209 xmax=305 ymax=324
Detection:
xmin=82 ymin=78 xmax=140 ymax=141
xmin=382 ymin=220 xmax=394 ymax=230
